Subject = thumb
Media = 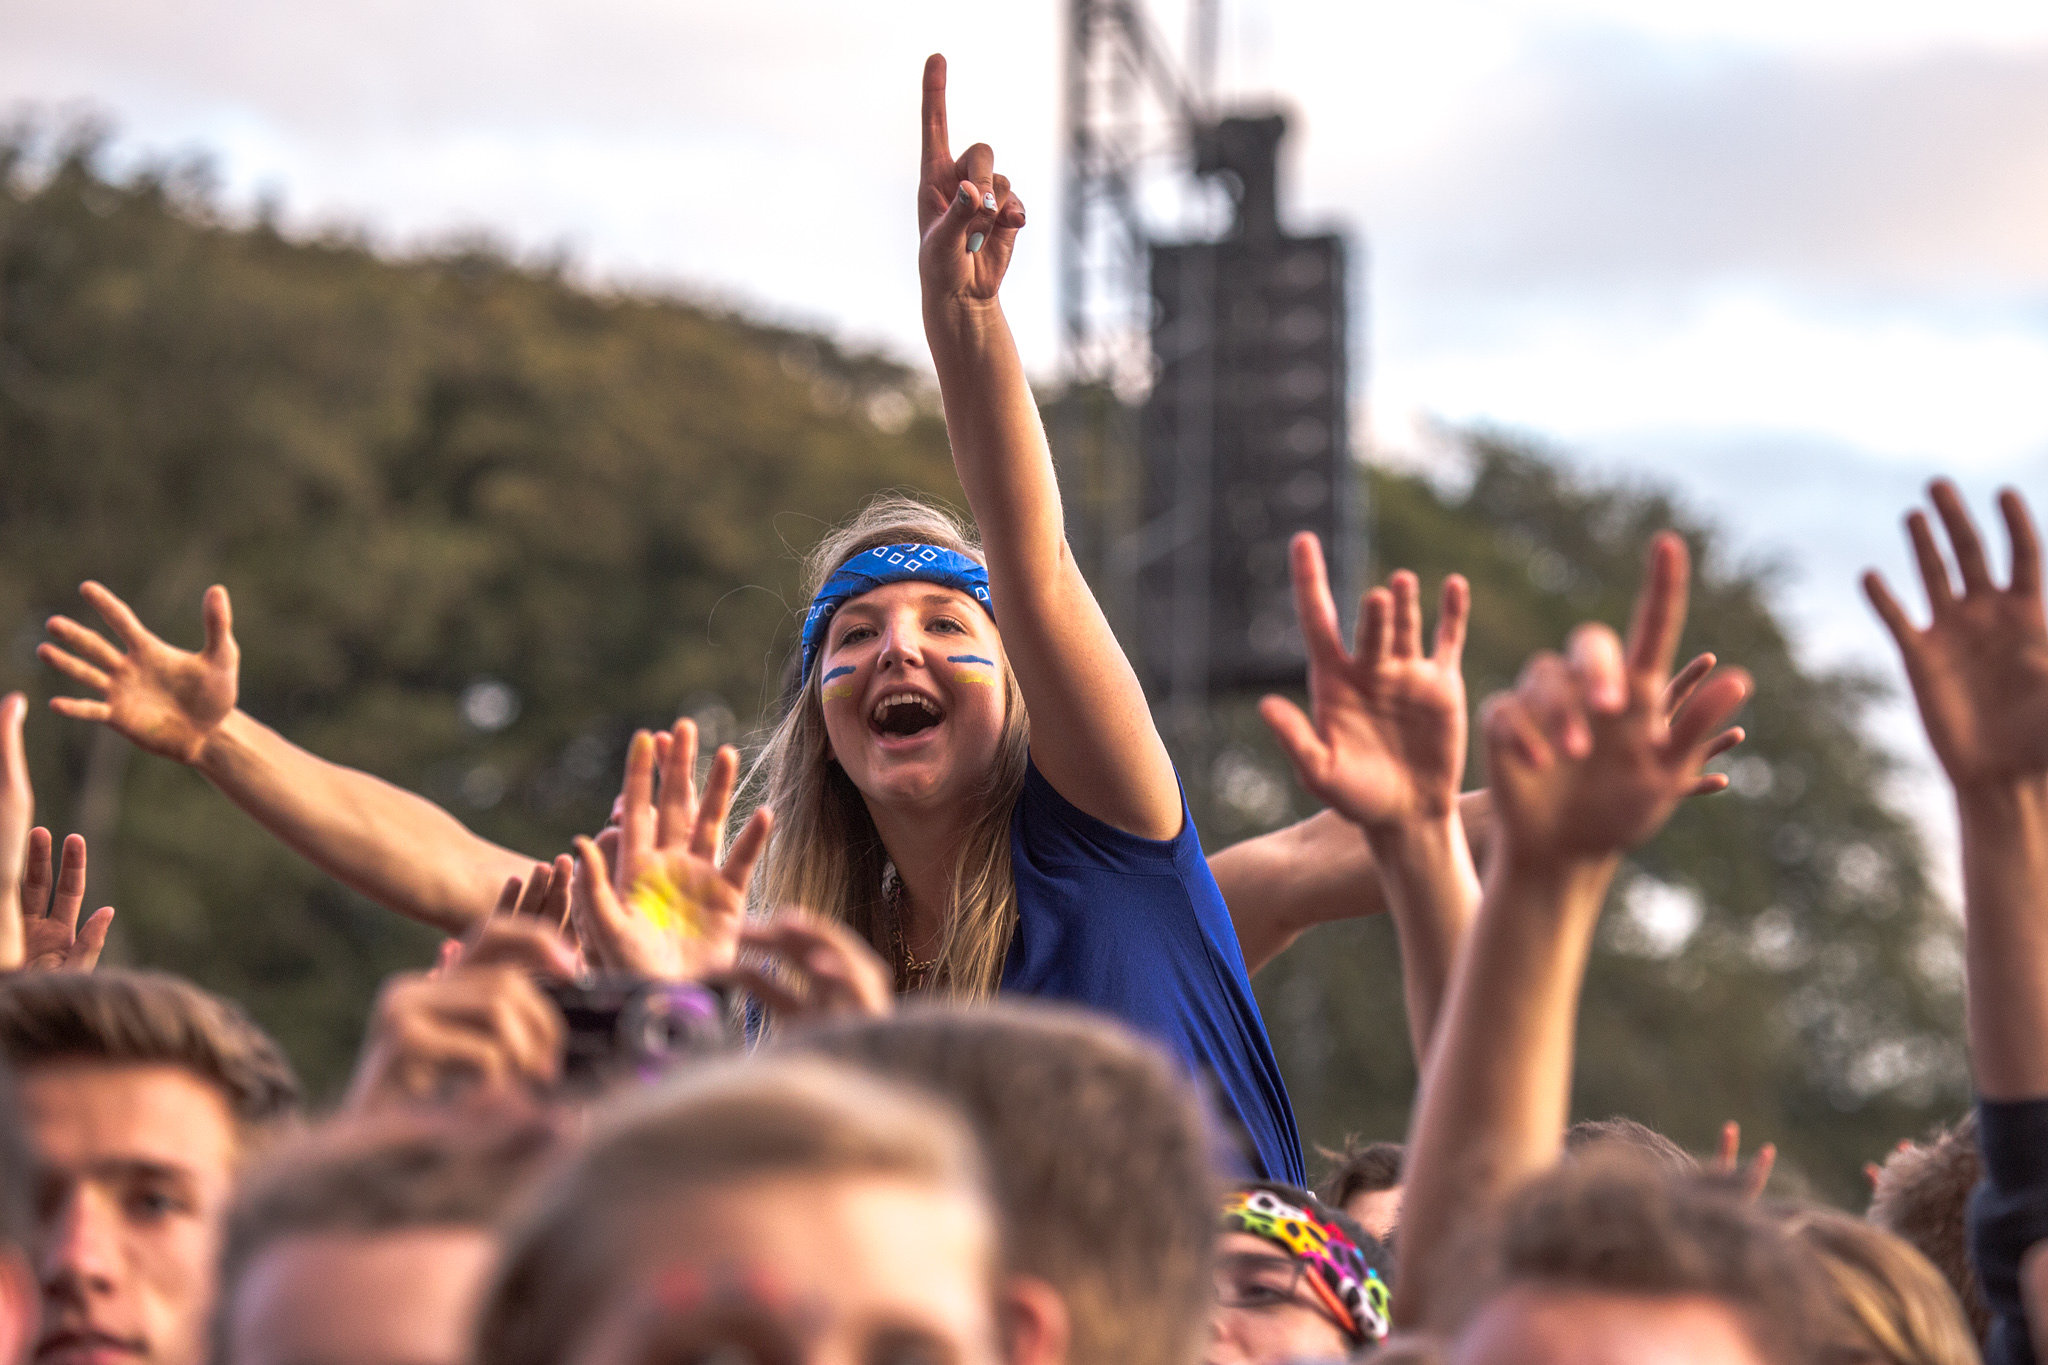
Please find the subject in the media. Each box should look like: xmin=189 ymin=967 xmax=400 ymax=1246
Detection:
xmin=202 ymin=586 xmax=238 ymax=668
xmin=1259 ymin=695 xmax=1329 ymax=788
xmin=69 ymin=907 xmax=114 ymax=971
xmin=927 ymin=178 xmax=988 ymax=256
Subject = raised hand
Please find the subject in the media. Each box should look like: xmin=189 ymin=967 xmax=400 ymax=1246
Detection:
xmin=916 ymin=53 xmax=1028 ymax=305
xmin=1865 ymin=481 xmax=2048 ymax=790
xmin=1261 ymin=533 xmax=1469 ymax=833
xmin=1714 ymin=1120 xmax=1776 ymax=1201
xmin=1 ymin=694 xmax=32 ymax=970
xmin=710 ymin=910 xmax=895 ymax=1026
xmin=346 ymin=919 xmax=574 ymax=1112
xmin=1481 ymin=533 xmax=1752 ymax=866
xmin=40 ymin=582 xmax=239 ymax=765
xmin=570 ymin=719 xmax=773 ymax=982
xmin=16 ymin=830 xmax=115 ymax=972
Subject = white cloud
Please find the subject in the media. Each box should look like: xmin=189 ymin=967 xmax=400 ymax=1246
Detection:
xmin=1381 ymin=286 xmax=2048 ymax=466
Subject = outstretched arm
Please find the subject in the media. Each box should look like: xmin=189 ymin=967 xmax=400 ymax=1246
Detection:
xmin=41 ymin=583 xmax=533 ymax=934
xmin=1258 ymin=533 xmax=1479 ymax=1062
xmin=1393 ymin=534 xmax=1751 ymax=1330
xmin=916 ymin=55 xmax=1181 ymax=840
xmin=1 ymin=694 xmax=32 ymax=971
xmin=1866 ymin=482 xmax=2048 ymax=1102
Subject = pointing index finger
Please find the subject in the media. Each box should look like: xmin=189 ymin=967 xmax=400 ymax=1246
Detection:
xmin=921 ymin=53 xmax=951 ymax=174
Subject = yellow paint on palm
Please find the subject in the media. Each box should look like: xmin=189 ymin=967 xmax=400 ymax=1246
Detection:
xmin=629 ymin=864 xmax=705 ymax=939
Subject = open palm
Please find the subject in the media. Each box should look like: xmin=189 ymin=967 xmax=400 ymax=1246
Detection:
xmin=40 ymin=582 xmax=238 ymax=765
xmin=1484 ymin=534 xmax=1752 ymax=861
xmin=1866 ymin=482 xmax=2048 ymax=789
xmin=573 ymin=719 xmax=772 ymax=982
xmin=1262 ymin=534 xmax=1470 ymax=832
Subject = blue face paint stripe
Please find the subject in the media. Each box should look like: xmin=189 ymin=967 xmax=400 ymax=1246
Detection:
xmin=947 ymin=655 xmax=996 ymax=667
xmin=821 ymin=666 xmax=857 ymax=683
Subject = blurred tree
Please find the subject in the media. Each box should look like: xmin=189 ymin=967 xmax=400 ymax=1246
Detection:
xmin=1 ymin=130 xmax=1965 ymax=1197
xmin=0 ymin=127 xmax=960 ymax=1093
xmin=1239 ymin=443 xmax=1964 ymax=1205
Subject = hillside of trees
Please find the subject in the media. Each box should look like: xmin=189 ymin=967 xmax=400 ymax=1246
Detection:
xmin=0 ymin=131 xmax=1963 ymax=1200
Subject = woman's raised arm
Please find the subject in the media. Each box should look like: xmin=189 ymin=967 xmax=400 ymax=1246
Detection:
xmin=916 ymin=54 xmax=1181 ymax=840
xmin=40 ymin=582 xmax=533 ymax=934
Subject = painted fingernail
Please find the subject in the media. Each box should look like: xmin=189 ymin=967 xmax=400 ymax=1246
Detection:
xmin=956 ymin=185 xmax=975 ymax=206
xmin=983 ymin=193 xmax=997 ymax=211
xmin=967 ymin=232 xmax=985 ymax=253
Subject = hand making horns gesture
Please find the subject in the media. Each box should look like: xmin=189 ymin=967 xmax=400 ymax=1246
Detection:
xmin=1482 ymin=532 xmax=1753 ymax=865
xmin=917 ymin=53 xmax=1029 ymax=304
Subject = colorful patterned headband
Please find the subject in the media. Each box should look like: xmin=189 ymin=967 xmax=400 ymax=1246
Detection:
xmin=1222 ymin=1186 xmax=1392 ymax=1345
xmin=798 ymin=543 xmax=994 ymax=683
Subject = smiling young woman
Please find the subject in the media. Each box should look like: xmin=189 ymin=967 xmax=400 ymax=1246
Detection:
xmin=748 ymin=499 xmax=1029 ymax=998
xmin=733 ymin=54 xmax=1306 ymax=1185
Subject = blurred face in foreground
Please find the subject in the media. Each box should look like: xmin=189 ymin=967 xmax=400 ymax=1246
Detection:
xmin=1451 ymin=1287 xmax=1774 ymax=1365
xmin=567 ymin=1172 xmax=1014 ymax=1365
xmin=22 ymin=1063 xmax=240 ymax=1365
xmin=222 ymin=1228 xmax=496 ymax=1365
xmin=817 ymin=583 xmax=1010 ymax=815
xmin=1207 ymin=1231 xmax=1354 ymax=1365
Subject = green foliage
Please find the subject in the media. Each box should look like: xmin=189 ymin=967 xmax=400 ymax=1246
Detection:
xmin=0 ymin=133 xmax=1964 ymax=1197
xmin=1244 ymin=442 xmax=1965 ymax=1204
xmin=0 ymin=130 xmax=961 ymax=1095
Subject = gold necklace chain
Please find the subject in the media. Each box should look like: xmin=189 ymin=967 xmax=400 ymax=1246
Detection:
xmin=882 ymin=864 xmax=939 ymax=987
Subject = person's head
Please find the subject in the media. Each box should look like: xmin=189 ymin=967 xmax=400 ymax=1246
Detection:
xmin=1317 ymin=1140 xmax=1403 ymax=1245
xmin=213 ymin=1108 xmax=564 ymax=1365
xmin=0 ymin=970 xmax=300 ymax=1365
xmin=1211 ymin=1183 xmax=1390 ymax=1365
xmin=1447 ymin=1153 xmax=1836 ymax=1365
xmin=1868 ymin=1114 xmax=1988 ymax=1342
xmin=788 ymin=1001 xmax=1218 ymax=1365
xmin=1780 ymin=1207 xmax=1978 ymax=1365
xmin=0 ymin=1065 xmax=42 ymax=1365
xmin=477 ymin=1053 xmax=1065 ymax=1365
xmin=1563 ymin=1116 xmax=1699 ymax=1176
xmin=749 ymin=496 xmax=1030 ymax=996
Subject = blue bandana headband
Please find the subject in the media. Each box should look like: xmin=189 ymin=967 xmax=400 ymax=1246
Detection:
xmin=799 ymin=544 xmax=995 ymax=683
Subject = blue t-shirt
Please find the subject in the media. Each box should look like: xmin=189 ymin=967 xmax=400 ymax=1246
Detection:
xmin=999 ymin=760 xmax=1306 ymax=1185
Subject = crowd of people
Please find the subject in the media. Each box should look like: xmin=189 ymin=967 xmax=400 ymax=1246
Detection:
xmin=0 ymin=52 xmax=2042 ymax=1365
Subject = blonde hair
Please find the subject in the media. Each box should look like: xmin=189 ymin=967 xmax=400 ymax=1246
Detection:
xmin=745 ymin=494 xmax=1030 ymax=997
xmin=1783 ymin=1208 xmax=1979 ymax=1365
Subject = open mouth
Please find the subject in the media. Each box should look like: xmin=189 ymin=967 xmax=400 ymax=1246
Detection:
xmin=870 ymin=690 xmax=945 ymax=738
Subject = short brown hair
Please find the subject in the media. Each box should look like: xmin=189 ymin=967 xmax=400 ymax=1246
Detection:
xmin=214 ymin=1107 xmax=564 ymax=1365
xmin=1784 ymin=1206 xmax=1978 ymax=1365
xmin=1319 ymin=1139 xmax=1404 ymax=1208
xmin=0 ymin=1064 xmax=30 ymax=1250
xmin=787 ymin=1000 xmax=1221 ymax=1365
xmin=1451 ymin=1153 xmax=1836 ymax=1365
xmin=0 ymin=970 xmax=299 ymax=1144
xmin=1563 ymin=1116 xmax=1699 ymax=1176
xmin=476 ymin=1055 xmax=992 ymax=1365
xmin=1869 ymin=1114 xmax=1988 ymax=1342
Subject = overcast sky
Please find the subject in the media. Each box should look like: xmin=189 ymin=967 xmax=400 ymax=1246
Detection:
xmin=8 ymin=0 xmax=2048 ymax=884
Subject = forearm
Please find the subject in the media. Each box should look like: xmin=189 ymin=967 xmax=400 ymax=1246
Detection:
xmin=1394 ymin=850 xmax=1614 ymax=1329
xmin=1364 ymin=810 xmax=1482 ymax=1067
xmin=1219 ymin=790 xmax=1492 ymax=975
xmin=923 ymin=297 xmax=1065 ymax=578
xmin=1958 ymin=775 xmax=2048 ymax=1099
xmin=198 ymin=710 xmax=534 ymax=933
